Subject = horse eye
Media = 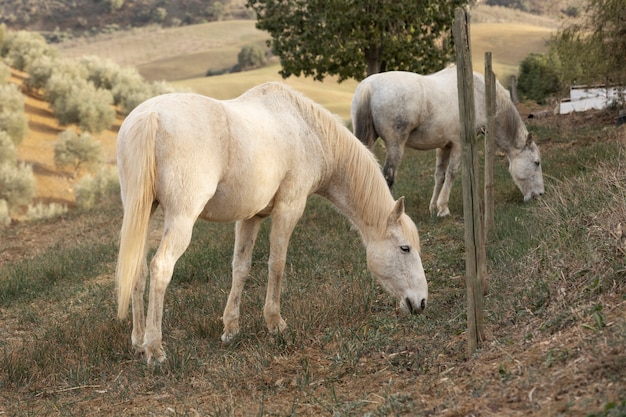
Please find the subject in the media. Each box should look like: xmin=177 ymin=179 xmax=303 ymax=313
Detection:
xmin=535 ymin=161 xmax=541 ymax=167
xmin=400 ymin=245 xmax=410 ymax=253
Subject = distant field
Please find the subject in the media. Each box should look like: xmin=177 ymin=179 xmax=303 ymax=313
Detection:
xmin=55 ymin=20 xmax=270 ymax=81
xmin=55 ymin=13 xmax=556 ymax=121
xmin=173 ymin=21 xmax=556 ymax=121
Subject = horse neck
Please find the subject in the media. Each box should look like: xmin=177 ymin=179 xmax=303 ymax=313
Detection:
xmin=320 ymin=130 xmax=394 ymax=243
xmin=495 ymin=93 xmax=527 ymax=155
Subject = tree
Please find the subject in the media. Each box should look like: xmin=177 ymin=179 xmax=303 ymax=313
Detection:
xmin=54 ymin=130 xmax=103 ymax=178
xmin=246 ymin=0 xmax=469 ymax=82
xmin=0 ymin=84 xmax=28 ymax=145
xmin=549 ymin=0 xmax=626 ymax=90
xmin=0 ymin=161 xmax=35 ymax=212
xmin=236 ymin=44 xmax=266 ymax=71
xmin=517 ymin=53 xmax=560 ymax=103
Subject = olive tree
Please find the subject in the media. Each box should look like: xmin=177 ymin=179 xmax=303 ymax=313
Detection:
xmin=54 ymin=129 xmax=103 ymax=178
xmin=246 ymin=0 xmax=469 ymax=81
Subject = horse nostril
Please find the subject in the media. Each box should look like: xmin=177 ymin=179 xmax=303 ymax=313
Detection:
xmin=405 ymin=298 xmax=426 ymax=315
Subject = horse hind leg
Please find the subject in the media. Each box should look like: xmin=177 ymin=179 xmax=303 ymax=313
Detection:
xmin=131 ymin=202 xmax=159 ymax=359
xmin=222 ymin=217 xmax=263 ymax=343
xmin=142 ymin=215 xmax=196 ymax=364
xmin=382 ymin=140 xmax=405 ymax=189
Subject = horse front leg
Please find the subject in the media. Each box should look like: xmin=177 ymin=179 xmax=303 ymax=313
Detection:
xmin=435 ymin=143 xmax=461 ymax=217
xmin=143 ymin=216 xmax=195 ymax=364
xmin=221 ymin=217 xmax=262 ymax=343
xmin=263 ymin=200 xmax=306 ymax=335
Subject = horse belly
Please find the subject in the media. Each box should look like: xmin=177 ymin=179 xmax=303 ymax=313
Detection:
xmin=198 ymin=181 xmax=278 ymax=222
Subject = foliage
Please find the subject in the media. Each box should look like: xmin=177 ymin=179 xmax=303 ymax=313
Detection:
xmin=46 ymin=75 xmax=115 ymax=134
xmin=26 ymin=55 xmax=88 ymax=92
xmin=74 ymin=166 xmax=120 ymax=209
xmin=236 ymin=44 xmax=266 ymax=71
xmin=549 ymin=0 xmax=626 ymax=89
xmin=0 ymin=61 xmax=9 ymax=84
xmin=246 ymin=0 xmax=469 ymax=82
xmin=0 ymin=0 xmax=250 ymax=35
xmin=0 ymin=198 xmax=8 ymax=226
xmin=54 ymin=130 xmax=103 ymax=178
xmin=0 ymin=161 xmax=35 ymax=212
xmin=0 ymin=84 xmax=28 ymax=145
xmin=0 ymin=131 xmax=16 ymax=165
xmin=517 ymin=53 xmax=560 ymax=103
xmin=0 ymin=30 xmax=58 ymax=71
xmin=25 ymin=201 xmax=68 ymax=221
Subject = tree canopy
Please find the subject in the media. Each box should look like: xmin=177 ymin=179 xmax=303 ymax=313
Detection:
xmin=246 ymin=0 xmax=470 ymax=82
xmin=549 ymin=0 xmax=626 ymax=89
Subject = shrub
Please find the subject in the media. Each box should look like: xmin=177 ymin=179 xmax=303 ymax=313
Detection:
xmin=236 ymin=44 xmax=266 ymax=71
xmin=0 ymin=161 xmax=35 ymax=212
xmin=0 ymin=84 xmax=28 ymax=145
xmin=80 ymin=55 xmax=121 ymax=90
xmin=47 ymin=76 xmax=115 ymax=133
xmin=0 ymin=131 xmax=16 ymax=164
xmin=0 ymin=30 xmax=58 ymax=71
xmin=74 ymin=166 xmax=119 ymax=209
xmin=54 ymin=130 xmax=103 ymax=178
xmin=517 ymin=53 xmax=561 ymax=104
xmin=0 ymin=199 xmax=9 ymax=226
xmin=25 ymin=201 xmax=68 ymax=221
xmin=27 ymin=56 xmax=87 ymax=92
xmin=0 ymin=61 xmax=10 ymax=84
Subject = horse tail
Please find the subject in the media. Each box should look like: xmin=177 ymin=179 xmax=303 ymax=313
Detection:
xmin=115 ymin=111 xmax=159 ymax=319
xmin=353 ymin=83 xmax=378 ymax=148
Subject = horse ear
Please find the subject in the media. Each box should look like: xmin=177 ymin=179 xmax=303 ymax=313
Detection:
xmin=389 ymin=197 xmax=405 ymax=225
xmin=526 ymin=132 xmax=533 ymax=147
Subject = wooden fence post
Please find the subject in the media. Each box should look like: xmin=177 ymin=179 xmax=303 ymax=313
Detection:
xmin=484 ymin=52 xmax=496 ymax=241
xmin=453 ymin=7 xmax=485 ymax=356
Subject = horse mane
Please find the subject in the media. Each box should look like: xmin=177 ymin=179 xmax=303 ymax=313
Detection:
xmin=259 ymin=82 xmax=394 ymax=236
xmin=495 ymin=82 xmax=527 ymax=151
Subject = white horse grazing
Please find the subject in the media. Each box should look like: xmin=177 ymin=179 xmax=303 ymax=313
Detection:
xmin=351 ymin=66 xmax=545 ymax=217
xmin=116 ymin=82 xmax=428 ymax=364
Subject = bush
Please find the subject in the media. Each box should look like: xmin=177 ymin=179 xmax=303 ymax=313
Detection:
xmin=54 ymin=130 xmax=103 ymax=178
xmin=0 ymin=131 xmax=16 ymax=164
xmin=47 ymin=76 xmax=115 ymax=133
xmin=517 ymin=53 xmax=561 ymax=104
xmin=80 ymin=55 xmax=120 ymax=90
xmin=0 ymin=161 xmax=35 ymax=212
xmin=0 ymin=199 xmax=9 ymax=226
xmin=74 ymin=166 xmax=119 ymax=209
xmin=0 ymin=61 xmax=10 ymax=84
xmin=0 ymin=84 xmax=28 ymax=145
xmin=27 ymin=56 xmax=87 ymax=92
xmin=25 ymin=201 xmax=68 ymax=221
xmin=0 ymin=30 xmax=58 ymax=71
xmin=235 ymin=44 xmax=266 ymax=71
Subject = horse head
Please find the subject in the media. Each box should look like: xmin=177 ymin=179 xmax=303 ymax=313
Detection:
xmin=508 ymin=132 xmax=545 ymax=202
xmin=365 ymin=198 xmax=428 ymax=314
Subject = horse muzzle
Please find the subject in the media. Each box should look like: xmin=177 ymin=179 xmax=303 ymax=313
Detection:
xmin=401 ymin=297 xmax=427 ymax=315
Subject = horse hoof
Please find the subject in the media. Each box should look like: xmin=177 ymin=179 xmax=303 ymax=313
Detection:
xmin=437 ymin=208 xmax=450 ymax=217
xmin=267 ymin=318 xmax=287 ymax=334
xmin=221 ymin=329 xmax=239 ymax=344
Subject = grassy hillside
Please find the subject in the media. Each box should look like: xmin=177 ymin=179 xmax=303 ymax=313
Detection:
xmin=1 ymin=105 xmax=624 ymax=416
xmin=56 ymin=20 xmax=270 ymax=82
